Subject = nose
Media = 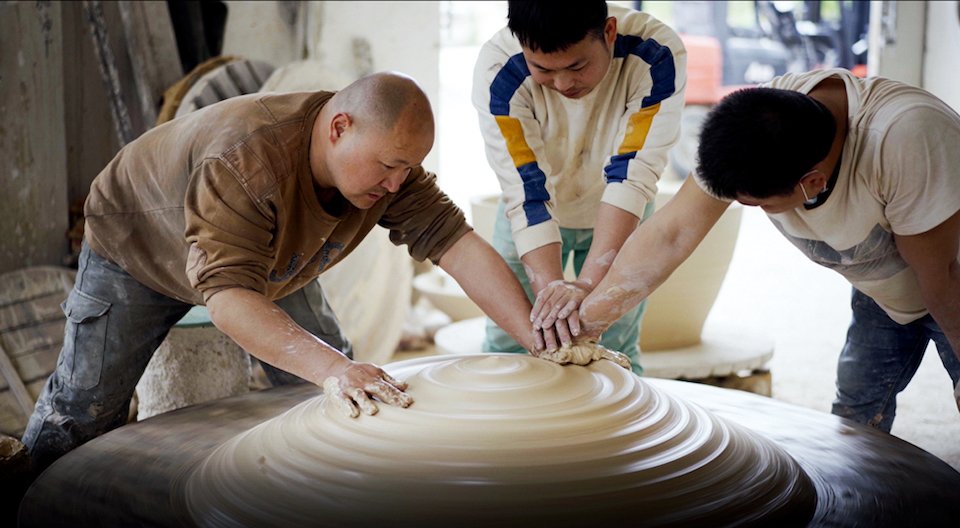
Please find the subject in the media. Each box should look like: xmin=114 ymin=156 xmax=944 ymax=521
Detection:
xmin=381 ymin=171 xmax=404 ymax=193
xmin=554 ymin=72 xmax=575 ymax=92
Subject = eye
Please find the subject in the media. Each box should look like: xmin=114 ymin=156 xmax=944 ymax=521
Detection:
xmin=381 ymin=162 xmax=396 ymax=170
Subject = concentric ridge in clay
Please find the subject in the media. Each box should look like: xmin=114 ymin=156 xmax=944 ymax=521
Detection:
xmin=181 ymin=354 xmax=816 ymax=527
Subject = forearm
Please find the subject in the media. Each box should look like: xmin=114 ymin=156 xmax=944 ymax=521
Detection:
xmin=577 ymin=203 xmax=641 ymax=288
xmin=520 ymin=242 xmax=565 ymax=294
xmin=579 ymin=178 xmax=729 ymax=338
xmin=206 ymin=287 xmax=351 ymax=385
xmin=895 ymin=210 xmax=960 ymax=363
xmin=578 ymin=217 xmax=691 ymax=336
xmin=920 ymin=262 xmax=960 ymax=362
xmin=440 ymin=231 xmax=536 ymax=351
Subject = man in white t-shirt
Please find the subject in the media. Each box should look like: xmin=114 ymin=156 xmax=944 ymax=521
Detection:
xmin=472 ymin=1 xmax=686 ymax=373
xmin=532 ymin=68 xmax=960 ymax=432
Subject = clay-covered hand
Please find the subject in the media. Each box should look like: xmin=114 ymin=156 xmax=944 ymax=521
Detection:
xmin=537 ymin=339 xmax=632 ymax=370
xmin=531 ymin=280 xmax=591 ymax=332
xmin=322 ymin=362 xmax=414 ymax=418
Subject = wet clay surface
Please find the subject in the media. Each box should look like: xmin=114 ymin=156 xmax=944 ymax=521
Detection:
xmin=20 ymin=355 xmax=960 ymax=527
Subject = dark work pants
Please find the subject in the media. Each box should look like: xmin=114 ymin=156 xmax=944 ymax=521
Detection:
xmin=832 ymin=288 xmax=959 ymax=432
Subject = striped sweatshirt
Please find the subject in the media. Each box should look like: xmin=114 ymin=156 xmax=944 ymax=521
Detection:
xmin=472 ymin=4 xmax=686 ymax=257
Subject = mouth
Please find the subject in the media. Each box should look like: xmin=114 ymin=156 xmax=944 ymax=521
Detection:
xmin=561 ymin=89 xmax=583 ymax=98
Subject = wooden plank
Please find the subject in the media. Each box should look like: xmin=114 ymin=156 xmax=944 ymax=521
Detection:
xmin=0 ymin=378 xmax=46 ymax=436
xmin=1 ymin=320 xmax=65 ymax=360
xmin=0 ymin=343 xmax=35 ymax=421
xmin=116 ymin=0 xmax=182 ymax=126
xmin=0 ymin=343 xmax=61 ymax=391
xmin=0 ymin=294 xmax=65 ymax=333
xmin=0 ymin=267 xmax=74 ymax=309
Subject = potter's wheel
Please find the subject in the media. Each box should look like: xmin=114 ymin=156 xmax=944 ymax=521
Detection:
xmin=20 ymin=355 xmax=960 ymax=527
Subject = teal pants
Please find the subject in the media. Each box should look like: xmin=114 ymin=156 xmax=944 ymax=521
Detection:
xmin=482 ymin=201 xmax=654 ymax=375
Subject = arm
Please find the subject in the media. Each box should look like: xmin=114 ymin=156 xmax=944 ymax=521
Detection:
xmin=530 ymin=204 xmax=640 ymax=338
xmin=439 ymin=231 xmax=536 ymax=352
xmin=894 ymin=209 xmax=960 ymax=360
xmin=206 ymin=287 xmax=412 ymax=417
xmin=578 ymin=177 xmax=729 ymax=339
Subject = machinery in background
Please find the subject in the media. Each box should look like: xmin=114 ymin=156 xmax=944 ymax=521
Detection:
xmin=638 ymin=0 xmax=870 ymax=177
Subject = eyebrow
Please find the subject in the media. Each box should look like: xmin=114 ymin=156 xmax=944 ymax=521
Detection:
xmin=528 ymin=59 xmax=586 ymax=72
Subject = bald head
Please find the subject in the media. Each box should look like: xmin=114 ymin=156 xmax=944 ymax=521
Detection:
xmin=329 ymin=71 xmax=434 ymax=137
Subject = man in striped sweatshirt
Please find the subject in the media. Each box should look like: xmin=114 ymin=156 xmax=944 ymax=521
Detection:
xmin=472 ymin=0 xmax=686 ymax=373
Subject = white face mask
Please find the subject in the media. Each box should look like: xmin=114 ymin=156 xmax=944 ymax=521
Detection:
xmin=798 ymin=169 xmax=827 ymax=206
xmin=799 ymin=183 xmax=818 ymax=205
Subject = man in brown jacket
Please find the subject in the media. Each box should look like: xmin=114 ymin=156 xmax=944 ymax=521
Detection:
xmin=21 ymin=72 xmax=537 ymax=472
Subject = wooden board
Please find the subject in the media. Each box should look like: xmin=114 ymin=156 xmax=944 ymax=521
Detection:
xmin=0 ymin=267 xmax=74 ymax=435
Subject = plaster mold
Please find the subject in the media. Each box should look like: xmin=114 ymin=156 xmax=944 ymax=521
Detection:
xmin=181 ymin=354 xmax=816 ymax=527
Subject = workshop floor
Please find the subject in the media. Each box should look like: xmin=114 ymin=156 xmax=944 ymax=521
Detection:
xmin=706 ymin=206 xmax=960 ymax=471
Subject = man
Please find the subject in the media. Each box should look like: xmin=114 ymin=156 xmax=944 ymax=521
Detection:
xmin=22 ymin=72 xmax=537 ymax=472
xmin=534 ymin=68 xmax=960 ymax=432
xmin=472 ymin=0 xmax=686 ymax=373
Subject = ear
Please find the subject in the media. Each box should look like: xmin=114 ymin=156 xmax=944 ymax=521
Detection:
xmin=329 ymin=112 xmax=352 ymax=143
xmin=800 ymin=169 xmax=828 ymax=191
xmin=604 ymin=17 xmax=617 ymax=48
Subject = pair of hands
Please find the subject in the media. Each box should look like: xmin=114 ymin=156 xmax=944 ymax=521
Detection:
xmin=531 ymin=279 xmax=598 ymax=353
xmin=321 ymin=279 xmax=605 ymax=418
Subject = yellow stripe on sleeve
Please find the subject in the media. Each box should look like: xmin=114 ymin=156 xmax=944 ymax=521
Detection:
xmin=495 ymin=115 xmax=537 ymax=168
xmin=618 ymin=103 xmax=660 ymax=155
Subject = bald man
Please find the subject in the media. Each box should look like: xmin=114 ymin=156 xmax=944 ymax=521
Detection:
xmin=21 ymin=72 xmax=536 ymax=473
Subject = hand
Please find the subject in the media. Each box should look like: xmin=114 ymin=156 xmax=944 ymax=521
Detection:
xmin=322 ymin=361 xmax=414 ymax=418
xmin=531 ymin=279 xmax=591 ymax=333
xmin=532 ymin=316 xmax=579 ymax=353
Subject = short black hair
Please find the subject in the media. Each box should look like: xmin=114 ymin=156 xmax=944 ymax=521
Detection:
xmin=696 ymin=87 xmax=836 ymax=199
xmin=507 ymin=1 xmax=609 ymax=53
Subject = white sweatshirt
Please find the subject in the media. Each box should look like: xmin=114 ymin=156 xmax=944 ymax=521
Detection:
xmin=472 ymin=4 xmax=686 ymax=257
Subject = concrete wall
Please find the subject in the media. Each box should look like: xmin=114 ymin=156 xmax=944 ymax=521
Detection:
xmin=222 ymin=1 xmax=441 ymax=171
xmin=923 ymin=1 xmax=960 ymax=112
xmin=0 ymin=2 xmax=70 ymax=274
xmin=867 ymin=0 xmax=927 ymax=86
xmin=0 ymin=2 xmax=120 ymax=275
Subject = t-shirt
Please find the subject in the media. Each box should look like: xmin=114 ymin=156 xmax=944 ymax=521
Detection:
xmin=472 ymin=4 xmax=686 ymax=257
xmin=694 ymin=68 xmax=960 ymax=324
xmin=85 ymin=91 xmax=470 ymax=305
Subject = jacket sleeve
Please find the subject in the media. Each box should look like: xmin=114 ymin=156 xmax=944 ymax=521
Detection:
xmin=184 ymin=158 xmax=276 ymax=303
xmin=472 ymin=40 xmax=560 ymax=258
xmin=601 ymin=19 xmax=686 ymax=217
xmin=378 ymin=167 xmax=472 ymax=265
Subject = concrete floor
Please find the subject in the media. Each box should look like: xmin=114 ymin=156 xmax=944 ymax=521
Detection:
xmin=705 ymin=206 xmax=960 ymax=471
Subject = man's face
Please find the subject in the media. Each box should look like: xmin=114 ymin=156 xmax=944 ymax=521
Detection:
xmin=521 ymin=18 xmax=617 ymax=99
xmin=325 ymin=116 xmax=433 ymax=209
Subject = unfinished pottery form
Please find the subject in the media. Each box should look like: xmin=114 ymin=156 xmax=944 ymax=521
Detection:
xmin=181 ymin=354 xmax=815 ymax=527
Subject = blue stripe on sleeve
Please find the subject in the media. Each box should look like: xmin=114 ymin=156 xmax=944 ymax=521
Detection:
xmin=518 ymin=161 xmax=550 ymax=225
xmin=614 ymin=35 xmax=676 ymax=108
xmin=489 ymin=53 xmax=531 ymax=116
xmin=604 ymin=152 xmax=638 ymax=183
xmin=488 ymin=53 xmax=549 ymax=227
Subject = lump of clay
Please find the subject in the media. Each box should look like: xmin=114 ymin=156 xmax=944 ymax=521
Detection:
xmin=538 ymin=340 xmax=632 ymax=369
xmin=179 ymin=354 xmax=816 ymax=527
